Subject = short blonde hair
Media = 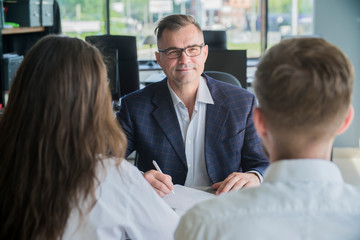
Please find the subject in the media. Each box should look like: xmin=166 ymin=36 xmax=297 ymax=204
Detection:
xmin=254 ymin=38 xmax=354 ymax=136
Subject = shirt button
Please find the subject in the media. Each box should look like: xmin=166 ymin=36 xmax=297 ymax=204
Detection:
xmin=188 ymin=164 xmax=191 ymax=168
xmin=187 ymin=140 xmax=192 ymax=144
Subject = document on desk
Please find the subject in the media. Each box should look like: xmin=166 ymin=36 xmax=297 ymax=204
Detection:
xmin=162 ymin=184 xmax=216 ymax=216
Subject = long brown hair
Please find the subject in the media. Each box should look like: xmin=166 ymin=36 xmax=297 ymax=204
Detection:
xmin=0 ymin=35 xmax=127 ymax=239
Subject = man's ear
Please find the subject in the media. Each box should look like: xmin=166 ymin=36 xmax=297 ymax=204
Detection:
xmin=337 ymin=105 xmax=354 ymax=135
xmin=155 ymin=51 xmax=162 ymax=67
xmin=254 ymin=107 xmax=267 ymax=138
xmin=203 ymin=44 xmax=208 ymax=61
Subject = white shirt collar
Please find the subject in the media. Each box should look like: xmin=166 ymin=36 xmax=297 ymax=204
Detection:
xmin=263 ymin=159 xmax=343 ymax=183
xmin=167 ymin=76 xmax=214 ymax=107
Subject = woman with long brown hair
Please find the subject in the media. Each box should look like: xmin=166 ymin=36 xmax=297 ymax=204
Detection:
xmin=0 ymin=35 xmax=178 ymax=240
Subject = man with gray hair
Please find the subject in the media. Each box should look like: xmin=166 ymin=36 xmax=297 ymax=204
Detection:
xmin=175 ymin=37 xmax=360 ymax=239
xmin=117 ymin=14 xmax=268 ymax=196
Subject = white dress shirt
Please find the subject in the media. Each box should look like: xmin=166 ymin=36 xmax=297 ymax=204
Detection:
xmin=168 ymin=77 xmax=263 ymax=186
xmin=63 ymin=159 xmax=179 ymax=240
xmin=168 ymin=77 xmax=214 ymax=187
xmin=175 ymin=159 xmax=360 ymax=240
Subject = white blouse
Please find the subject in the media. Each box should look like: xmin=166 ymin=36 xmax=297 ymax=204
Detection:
xmin=63 ymin=159 xmax=179 ymax=240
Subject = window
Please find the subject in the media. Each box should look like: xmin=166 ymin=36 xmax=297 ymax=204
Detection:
xmin=57 ymin=0 xmax=105 ymax=38
xmin=57 ymin=0 xmax=313 ymax=60
xmin=268 ymin=0 xmax=314 ymax=48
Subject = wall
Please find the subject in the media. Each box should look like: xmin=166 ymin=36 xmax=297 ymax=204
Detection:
xmin=314 ymin=0 xmax=360 ymax=147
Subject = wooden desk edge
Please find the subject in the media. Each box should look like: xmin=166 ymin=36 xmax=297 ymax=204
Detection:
xmin=2 ymin=27 xmax=45 ymax=35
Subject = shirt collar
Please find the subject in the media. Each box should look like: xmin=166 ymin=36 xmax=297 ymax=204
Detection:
xmin=263 ymin=159 xmax=344 ymax=183
xmin=167 ymin=76 xmax=214 ymax=107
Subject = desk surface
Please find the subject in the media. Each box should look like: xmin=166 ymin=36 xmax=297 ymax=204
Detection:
xmin=333 ymin=148 xmax=360 ymax=185
xmin=143 ymin=72 xmax=166 ymax=85
xmin=139 ymin=59 xmax=258 ymax=87
xmin=139 ymin=62 xmax=162 ymax=71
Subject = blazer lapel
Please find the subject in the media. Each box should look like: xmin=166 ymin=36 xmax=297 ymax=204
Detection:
xmin=151 ymin=80 xmax=187 ymax=166
xmin=205 ymin=77 xmax=229 ymax=149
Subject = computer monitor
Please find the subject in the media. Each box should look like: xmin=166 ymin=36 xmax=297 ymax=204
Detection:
xmin=85 ymin=35 xmax=140 ymax=100
xmin=204 ymin=49 xmax=247 ymax=89
xmin=102 ymin=48 xmax=120 ymax=99
xmin=203 ymin=30 xmax=227 ymax=50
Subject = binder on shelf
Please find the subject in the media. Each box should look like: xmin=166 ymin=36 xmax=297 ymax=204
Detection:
xmin=2 ymin=53 xmax=23 ymax=91
xmin=4 ymin=0 xmax=41 ymax=27
xmin=0 ymin=0 xmax=4 ymax=29
xmin=41 ymin=0 xmax=54 ymax=26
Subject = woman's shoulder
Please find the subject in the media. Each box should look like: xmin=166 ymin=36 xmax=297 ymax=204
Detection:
xmin=100 ymin=158 xmax=143 ymax=186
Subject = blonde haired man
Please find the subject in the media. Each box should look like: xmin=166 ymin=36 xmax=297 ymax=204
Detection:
xmin=175 ymin=38 xmax=360 ymax=240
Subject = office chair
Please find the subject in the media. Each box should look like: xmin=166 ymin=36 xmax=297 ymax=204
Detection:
xmin=204 ymin=49 xmax=247 ymax=88
xmin=204 ymin=71 xmax=242 ymax=87
xmin=85 ymin=35 xmax=140 ymax=100
xmin=203 ymin=30 xmax=227 ymax=50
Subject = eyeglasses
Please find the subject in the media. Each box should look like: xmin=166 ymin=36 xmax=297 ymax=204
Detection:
xmin=158 ymin=44 xmax=205 ymax=59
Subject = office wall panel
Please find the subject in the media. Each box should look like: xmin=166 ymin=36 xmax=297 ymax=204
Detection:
xmin=314 ymin=0 xmax=360 ymax=147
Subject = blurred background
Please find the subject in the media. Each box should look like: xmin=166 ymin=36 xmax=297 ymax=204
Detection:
xmin=57 ymin=0 xmax=313 ymax=60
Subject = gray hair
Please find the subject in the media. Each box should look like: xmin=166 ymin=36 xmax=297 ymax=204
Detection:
xmin=154 ymin=14 xmax=202 ymax=40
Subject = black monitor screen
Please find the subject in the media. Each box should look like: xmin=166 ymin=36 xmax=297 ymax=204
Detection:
xmin=203 ymin=30 xmax=227 ymax=50
xmin=85 ymin=35 xmax=140 ymax=100
xmin=102 ymin=48 xmax=120 ymax=100
xmin=204 ymin=49 xmax=247 ymax=89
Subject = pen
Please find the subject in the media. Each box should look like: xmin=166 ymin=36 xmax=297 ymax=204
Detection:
xmin=152 ymin=160 xmax=175 ymax=195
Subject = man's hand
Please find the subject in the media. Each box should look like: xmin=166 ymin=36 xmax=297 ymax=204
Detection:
xmin=143 ymin=170 xmax=174 ymax=197
xmin=212 ymin=172 xmax=260 ymax=195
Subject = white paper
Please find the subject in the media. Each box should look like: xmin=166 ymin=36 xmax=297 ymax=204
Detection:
xmin=162 ymin=184 xmax=216 ymax=216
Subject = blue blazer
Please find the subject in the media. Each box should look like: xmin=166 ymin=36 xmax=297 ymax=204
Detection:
xmin=117 ymin=74 xmax=269 ymax=185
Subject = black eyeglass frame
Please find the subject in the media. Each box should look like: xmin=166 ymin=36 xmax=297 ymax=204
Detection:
xmin=158 ymin=43 xmax=206 ymax=59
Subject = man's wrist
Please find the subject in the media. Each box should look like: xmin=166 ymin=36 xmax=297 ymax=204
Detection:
xmin=246 ymin=170 xmax=263 ymax=183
